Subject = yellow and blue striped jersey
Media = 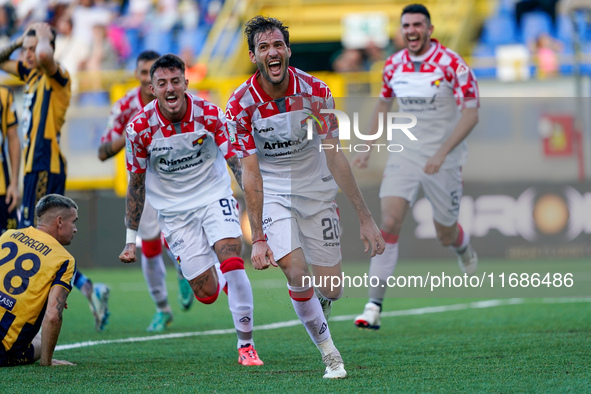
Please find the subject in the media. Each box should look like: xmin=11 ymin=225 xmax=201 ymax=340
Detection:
xmin=0 ymin=227 xmax=75 ymax=353
xmin=0 ymin=86 xmax=18 ymax=196
xmin=17 ymin=61 xmax=71 ymax=175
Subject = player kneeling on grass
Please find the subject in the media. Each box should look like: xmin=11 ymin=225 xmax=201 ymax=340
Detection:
xmin=0 ymin=194 xmax=78 ymax=367
xmin=119 ymin=54 xmax=263 ymax=366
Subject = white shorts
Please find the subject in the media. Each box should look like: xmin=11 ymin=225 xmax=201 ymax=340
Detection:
xmin=159 ymin=196 xmax=242 ymax=280
xmin=263 ymin=195 xmax=342 ymax=267
xmin=379 ymin=156 xmax=463 ymax=227
xmin=138 ymin=200 xmax=161 ymax=240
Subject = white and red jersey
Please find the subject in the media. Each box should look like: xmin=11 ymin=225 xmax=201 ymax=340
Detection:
xmin=126 ymin=93 xmax=235 ymax=215
xmin=381 ymin=39 xmax=479 ymax=169
xmin=101 ymin=86 xmax=147 ymax=144
xmin=226 ymin=67 xmax=339 ymax=201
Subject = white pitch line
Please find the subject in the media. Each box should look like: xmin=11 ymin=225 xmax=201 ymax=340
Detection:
xmin=55 ymin=297 xmax=591 ymax=352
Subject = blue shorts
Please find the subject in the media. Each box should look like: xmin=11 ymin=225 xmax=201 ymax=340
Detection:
xmin=0 ymin=195 xmax=18 ymax=233
xmin=0 ymin=342 xmax=35 ymax=367
xmin=19 ymin=171 xmax=66 ymax=228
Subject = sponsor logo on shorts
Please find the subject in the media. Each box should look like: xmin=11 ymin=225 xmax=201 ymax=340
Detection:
xmin=322 ymin=175 xmax=333 ymax=182
xmin=170 ymin=239 xmax=186 ymax=253
xmin=0 ymin=291 xmax=16 ymax=311
xmin=224 ymin=218 xmax=239 ymax=224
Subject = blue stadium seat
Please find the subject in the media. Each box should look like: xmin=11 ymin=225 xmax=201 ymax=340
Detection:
xmin=521 ymin=11 xmax=553 ymax=44
xmin=556 ymin=14 xmax=574 ymax=45
xmin=481 ymin=14 xmax=517 ymax=46
xmin=470 ymin=44 xmax=496 ymax=79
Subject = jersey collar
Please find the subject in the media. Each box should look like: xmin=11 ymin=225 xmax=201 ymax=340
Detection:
xmin=250 ymin=66 xmax=297 ymax=102
xmin=404 ymin=38 xmax=440 ymax=63
xmin=154 ymin=93 xmax=194 ymax=127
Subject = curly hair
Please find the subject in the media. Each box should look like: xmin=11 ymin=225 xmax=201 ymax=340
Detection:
xmin=244 ymin=15 xmax=289 ymax=53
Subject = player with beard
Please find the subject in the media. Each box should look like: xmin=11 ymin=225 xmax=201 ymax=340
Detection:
xmin=120 ymin=54 xmax=263 ymax=366
xmin=226 ymin=16 xmax=384 ymax=379
xmin=353 ymin=3 xmax=480 ymax=330
xmin=99 ymin=51 xmax=193 ymax=332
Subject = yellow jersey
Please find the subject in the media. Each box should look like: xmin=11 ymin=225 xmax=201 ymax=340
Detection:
xmin=0 ymin=86 xmax=18 ymax=196
xmin=0 ymin=227 xmax=75 ymax=353
xmin=17 ymin=61 xmax=71 ymax=175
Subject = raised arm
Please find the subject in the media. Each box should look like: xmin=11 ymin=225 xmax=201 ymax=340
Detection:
xmin=241 ymin=154 xmax=276 ymax=269
xmin=324 ymin=139 xmax=385 ymax=257
xmin=119 ymin=171 xmax=146 ymax=263
xmin=40 ymin=285 xmax=73 ymax=366
xmin=0 ymin=33 xmax=24 ymax=76
xmin=32 ymin=23 xmax=58 ymax=76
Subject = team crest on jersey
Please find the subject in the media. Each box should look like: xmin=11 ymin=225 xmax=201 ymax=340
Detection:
xmin=192 ymin=136 xmax=206 ymax=146
xmin=431 ymin=77 xmax=444 ymax=88
xmin=301 ymin=111 xmax=327 ymax=132
xmin=176 ymin=255 xmax=181 ymax=265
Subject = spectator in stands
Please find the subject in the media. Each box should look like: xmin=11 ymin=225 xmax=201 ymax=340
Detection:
xmin=532 ymin=32 xmax=562 ymax=78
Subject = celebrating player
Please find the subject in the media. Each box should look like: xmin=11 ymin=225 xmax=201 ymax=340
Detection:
xmin=119 ymin=54 xmax=263 ymax=366
xmin=99 ymin=51 xmax=193 ymax=332
xmin=0 ymin=86 xmax=20 ymax=234
xmin=0 ymin=22 xmax=109 ymax=332
xmin=226 ymin=16 xmax=384 ymax=379
xmin=0 ymin=194 xmax=78 ymax=367
xmin=353 ymin=3 xmax=480 ymax=330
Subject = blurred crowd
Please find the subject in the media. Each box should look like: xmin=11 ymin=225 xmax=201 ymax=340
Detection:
xmin=0 ymin=0 xmax=223 ymax=78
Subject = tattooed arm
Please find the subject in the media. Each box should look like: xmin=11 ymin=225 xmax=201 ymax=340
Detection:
xmin=39 ymin=285 xmax=72 ymax=366
xmin=0 ymin=34 xmax=23 ymax=75
xmin=119 ymin=171 xmax=146 ymax=263
xmin=226 ymin=155 xmax=243 ymax=189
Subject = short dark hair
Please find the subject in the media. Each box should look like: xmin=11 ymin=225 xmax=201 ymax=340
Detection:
xmin=401 ymin=4 xmax=431 ymax=24
xmin=26 ymin=27 xmax=57 ymax=51
xmin=149 ymin=53 xmax=185 ymax=81
xmin=36 ymin=194 xmax=77 ymax=218
xmin=244 ymin=16 xmax=290 ymax=53
xmin=137 ymin=50 xmax=160 ymax=65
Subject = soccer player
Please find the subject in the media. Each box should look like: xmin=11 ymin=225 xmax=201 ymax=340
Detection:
xmin=226 ymin=16 xmax=384 ymax=379
xmin=0 ymin=22 xmax=110 ymax=332
xmin=98 ymin=50 xmax=193 ymax=332
xmin=0 ymin=86 xmax=20 ymax=234
xmin=119 ymin=54 xmax=263 ymax=366
xmin=353 ymin=3 xmax=480 ymax=330
xmin=0 ymin=194 xmax=78 ymax=367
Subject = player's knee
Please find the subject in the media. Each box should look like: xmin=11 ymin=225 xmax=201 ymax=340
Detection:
xmin=437 ymin=232 xmax=455 ymax=247
xmin=142 ymin=238 xmax=162 ymax=258
xmin=195 ymin=283 xmax=220 ymax=304
xmin=318 ymin=286 xmax=343 ymax=301
xmin=381 ymin=217 xmax=401 ymax=235
xmin=288 ymin=284 xmax=314 ymax=301
xmin=220 ymin=257 xmax=244 ymax=273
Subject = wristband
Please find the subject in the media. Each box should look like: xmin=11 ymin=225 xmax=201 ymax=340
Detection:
xmin=126 ymin=229 xmax=138 ymax=244
xmin=252 ymin=239 xmax=267 ymax=246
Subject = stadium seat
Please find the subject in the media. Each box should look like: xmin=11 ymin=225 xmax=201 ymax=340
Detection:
xmin=481 ymin=14 xmax=517 ymax=46
xmin=470 ymin=44 xmax=497 ymax=79
xmin=521 ymin=11 xmax=553 ymax=44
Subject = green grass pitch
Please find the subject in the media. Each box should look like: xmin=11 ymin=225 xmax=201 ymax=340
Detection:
xmin=1 ymin=259 xmax=589 ymax=392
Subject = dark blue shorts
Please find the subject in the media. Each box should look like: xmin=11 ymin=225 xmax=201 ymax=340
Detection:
xmin=0 ymin=196 xmax=18 ymax=233
xmin=0 ymin=342 xmax=35 ymax=367
xmin=19 ymin=171 xmax=66 ymax=228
